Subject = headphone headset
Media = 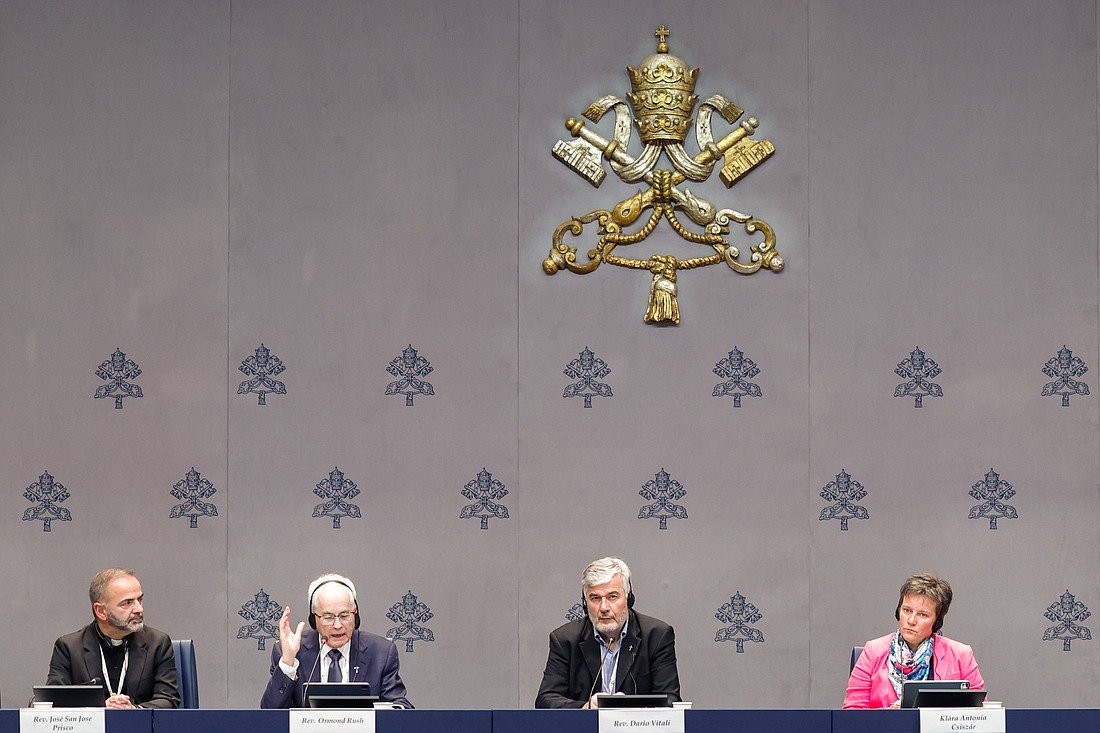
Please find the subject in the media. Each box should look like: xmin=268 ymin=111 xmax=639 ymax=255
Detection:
xmin=308 ymin=578 xmax=361 ymax=630
xmin=895 ymin=598 xmax=945 ymax=633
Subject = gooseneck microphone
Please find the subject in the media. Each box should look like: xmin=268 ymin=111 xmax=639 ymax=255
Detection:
xmin=587 ymin=643 xmax=611 ymax=705
xmin=304 ymin=634 xmax=328 ymax=683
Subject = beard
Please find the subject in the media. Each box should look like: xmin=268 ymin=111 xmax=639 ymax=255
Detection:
xmin=105 ymin=608 xmax=144 ymax=635
xmin=591 ymin=612 xmax=626 ymax=640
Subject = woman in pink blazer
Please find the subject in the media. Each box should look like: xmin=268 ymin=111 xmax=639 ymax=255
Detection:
xmin=843 ymin=573 xmax=984 ymax=709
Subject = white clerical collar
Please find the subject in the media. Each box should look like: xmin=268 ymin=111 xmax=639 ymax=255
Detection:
xmin=95 ymin=623 xmax=129 ymax=647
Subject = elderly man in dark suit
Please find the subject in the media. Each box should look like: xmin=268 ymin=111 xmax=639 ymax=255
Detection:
xmin=536 ymin=557 xmax=681 ymax=708
xmin=47 ymin=568 xmax=179 ymax=709
xmin=260 ymin=573 xmax=412 ymax=709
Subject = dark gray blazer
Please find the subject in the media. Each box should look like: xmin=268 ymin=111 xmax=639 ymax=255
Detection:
xmin=535 ymin=610 xmax=681 ymax=708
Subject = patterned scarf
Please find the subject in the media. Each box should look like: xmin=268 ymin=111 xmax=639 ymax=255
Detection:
xmin=887 ymin=630 xmax=934 ymax=699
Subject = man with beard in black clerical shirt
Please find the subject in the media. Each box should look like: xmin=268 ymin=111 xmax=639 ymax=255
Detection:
xmin=47 ymin=568 xmax=179 ymax=708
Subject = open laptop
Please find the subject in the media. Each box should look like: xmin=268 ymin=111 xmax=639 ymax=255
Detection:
xmin=32 ymin=685 xmax=106 ymax=708
xmin=900 ymin=679 xmax=969 ymax=708
xmin=302 ymin=682 xmax=378 ymax=708
xmin=596 ymin=694 xmax=672 ymax=708
xmin=914 ymin=689 xmax=987 ymax=708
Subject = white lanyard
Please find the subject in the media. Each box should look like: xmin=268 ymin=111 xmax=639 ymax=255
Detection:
xmin=99 ymin=644 xmax=129 ymax=697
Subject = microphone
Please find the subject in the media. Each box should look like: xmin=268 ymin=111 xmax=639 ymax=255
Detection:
xmin=587 ymin=644 xmax=610 ymax=705
xmin=305 ymin=634 xmax=328 ymax=684
xmin=30 ymin=678 xmax=104 ymax=706
xmin=83 ymin=677 xmax=111 ymax=706
xmin=82 ymin=677 xmax=105 ymax=695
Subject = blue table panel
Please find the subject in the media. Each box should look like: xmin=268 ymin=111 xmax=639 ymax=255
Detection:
xmin=496 ymin=708 xmax=830 ymax=733
xmin=493 ymin=709 xmax=594 ymax=733
xmin=377 ymin=709 xmax=489 ymax=733
xmin=691 ymin=709 xmax=830 ymax=733
xmin=1006 ymin=709 xmax=1100 ymax=732
xmin=0 ymin=709 xmax=153 ymax=733
xmin=835 ymin=707 xmax=1100 ymax=733
xmin=152 ymin=709 xmax=286 ymax=733
xmin=0 ymin=707 xmax=1095 ymax=733
xmin=832 ymin=709 xmax=919 ymax=733
xmin=151 ymin=709 xmax=490 ymax=733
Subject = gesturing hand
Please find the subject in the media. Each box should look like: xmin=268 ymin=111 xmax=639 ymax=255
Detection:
xmin=279 ymin=605 xmax=306 ymax=666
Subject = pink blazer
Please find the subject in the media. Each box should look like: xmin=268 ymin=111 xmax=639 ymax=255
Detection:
xmin=842 ymin=632 xmax=984 ymax=709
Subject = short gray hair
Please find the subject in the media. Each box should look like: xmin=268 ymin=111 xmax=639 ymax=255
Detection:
xmin=581 ymin=557 xmax=632 ymax=596
xmin=307 ymin=573 xmax=358 ymax=612
xmin=89 ymin=568 xmax=136 ymax=607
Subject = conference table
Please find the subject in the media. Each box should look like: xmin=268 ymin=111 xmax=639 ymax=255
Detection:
xmin=2 ymin=708 xmax=1098 ymax=733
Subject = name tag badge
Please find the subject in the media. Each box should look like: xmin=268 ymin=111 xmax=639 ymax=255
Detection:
xmin=290 ymin=709 xmax=376 ymax=733
xmin=20 ymin=709 xmax=105 ymax=733
xmin=919 ymin=707 xmax=1005 ymax=733
xmin=598 ymin=708 xmax=685 ymax=733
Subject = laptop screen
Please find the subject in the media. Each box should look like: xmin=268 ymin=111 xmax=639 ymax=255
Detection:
xmin=302 ymin=682 xmax=376 ymax=708
xmin=900 ymin=679 xmax=969 ymax=708
xmin=913 ymin=689 xmax=987 ymax=708
xmin=32 ymin=685 xmax=106 ymax=708
xmin=596 ymin=694 xmax=672 ymax=708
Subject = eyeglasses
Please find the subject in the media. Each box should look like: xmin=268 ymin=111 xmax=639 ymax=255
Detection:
xmin=316 ymin=611 xmax=356 ymax=625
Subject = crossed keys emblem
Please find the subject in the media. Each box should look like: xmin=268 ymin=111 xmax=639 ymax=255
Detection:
xmin=543 ymin=27 xmax=783 ymax=324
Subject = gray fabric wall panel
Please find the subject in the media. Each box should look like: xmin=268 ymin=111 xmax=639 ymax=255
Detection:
xmin=2 ymin=0 xmax=1099 ymax=712
xmin=518 ymin=0 xmax=811 ymax=709
xmin=225 ymin=0 xmax=519 ymax=710
xmin=808 ymin=0 xmax=1100 ymax=709
xmin=0 ymin=0 xmax=231 ymax=710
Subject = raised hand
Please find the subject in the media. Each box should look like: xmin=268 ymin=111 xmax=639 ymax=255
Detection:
xmin=279 ymin=605 xmax=306 ymax=666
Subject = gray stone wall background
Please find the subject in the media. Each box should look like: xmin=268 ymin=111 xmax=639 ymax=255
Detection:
xmin=1 ymin=0 xmax=1096 ymax=709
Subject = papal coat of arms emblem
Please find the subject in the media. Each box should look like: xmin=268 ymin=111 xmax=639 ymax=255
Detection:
xmin=544 ymin=27 xmax=783 ymax=324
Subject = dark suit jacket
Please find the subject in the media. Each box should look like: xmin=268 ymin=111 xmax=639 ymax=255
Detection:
xmin=47 ymin=622 xmax=180 ymax=709
xmin=535 ymin=610 xmax=681 ymax=708
xmin=260 ymin=629 xmax=413 ymax=709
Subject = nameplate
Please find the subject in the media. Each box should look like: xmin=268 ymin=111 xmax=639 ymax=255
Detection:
xmin=289 ymin=710 xmax=376 ymax=733
xmin=919 ymin=707 xmax=1005 ymax=733
xmin=20 ymin=709 xmax=105 ymax=733
xmin=598 ymin=708 xmax=684 ymax=733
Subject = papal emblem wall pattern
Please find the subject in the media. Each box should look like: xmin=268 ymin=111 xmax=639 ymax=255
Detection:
xmin=2 ymin=0 xmax=1099 ymax=711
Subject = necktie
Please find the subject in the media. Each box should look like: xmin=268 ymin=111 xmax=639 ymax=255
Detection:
xmin=327 ymin=649 xmax=343 ymax=683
